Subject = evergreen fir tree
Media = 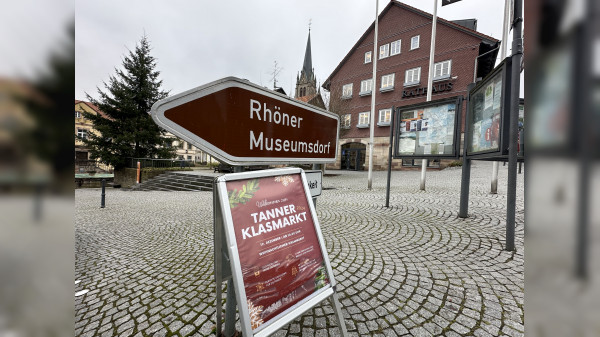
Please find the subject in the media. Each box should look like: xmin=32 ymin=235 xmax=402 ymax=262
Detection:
xmin=80 ymin=35 xmax=175 ymax=169
xmin=18 ymin=23 xmax=75 ymax=191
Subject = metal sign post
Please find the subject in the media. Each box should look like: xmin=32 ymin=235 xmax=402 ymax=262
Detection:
xmin=505 ymin=0 xmax=523 ymax=251
xmin=459 ymin=84 xmax=476 ymax=218
xmin=213 ymin=168 xmax=347 ymax=337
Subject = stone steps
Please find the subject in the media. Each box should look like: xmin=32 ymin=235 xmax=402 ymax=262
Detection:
xmin=132 ymin=172 xmax=216 ymax=192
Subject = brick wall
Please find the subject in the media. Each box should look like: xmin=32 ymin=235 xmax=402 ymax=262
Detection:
xmin=329 ymin=4 xmax=487 ymax=138
xmin=325 ymin=3 xmax=496 ymax=170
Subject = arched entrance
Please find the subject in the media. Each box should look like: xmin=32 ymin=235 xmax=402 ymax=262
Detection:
xmin=341 ymin=142 xmax=366 ymax=171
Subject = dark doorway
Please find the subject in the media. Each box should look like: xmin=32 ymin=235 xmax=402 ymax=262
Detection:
xmin=341 ymin=143 xmax=366 ymax=171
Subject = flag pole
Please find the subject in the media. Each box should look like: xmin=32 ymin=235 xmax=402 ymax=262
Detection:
xmin=421 ymin=0 xmax=438 ymax=191
xmin=490 ymin=0 xmax=512 ymax=194
xmin=367 ymin=0 xmax=379 ymax=190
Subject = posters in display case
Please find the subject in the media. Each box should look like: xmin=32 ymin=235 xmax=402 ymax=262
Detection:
xmin=393 ymin=97 xmax=461 ymax=158
xmin=466 ymin=58 xmax=513 ymax=159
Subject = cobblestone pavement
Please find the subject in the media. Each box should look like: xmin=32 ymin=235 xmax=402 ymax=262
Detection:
xmin=75 ymin=161 xmax=524 ymax=337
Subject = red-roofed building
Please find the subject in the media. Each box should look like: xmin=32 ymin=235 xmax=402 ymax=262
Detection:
xmin=323 ymin=0 xmax=500 ymax=170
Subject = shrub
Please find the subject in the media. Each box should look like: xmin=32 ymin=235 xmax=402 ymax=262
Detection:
xmin=447 ymin=160 xmax=463 ymax=167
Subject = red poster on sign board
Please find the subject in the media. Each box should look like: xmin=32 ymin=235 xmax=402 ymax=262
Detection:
xmin=226 ymin=173 xmax=329 ymax=331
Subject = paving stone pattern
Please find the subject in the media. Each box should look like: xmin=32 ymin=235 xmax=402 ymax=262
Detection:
xmin=75 ymin=161 xmax=524 ymax=336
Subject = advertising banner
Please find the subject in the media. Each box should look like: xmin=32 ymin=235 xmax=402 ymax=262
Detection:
xmin=224 ymin=172 xmax=329 ymax=332
xmin=393 ymin=97 xmax=461 ymax=159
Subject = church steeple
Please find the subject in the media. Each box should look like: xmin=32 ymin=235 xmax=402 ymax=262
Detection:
xmin=302 ymin=30 xmax=313 ymax=82
xmin=296 ymin=25 xmax=317 ymax=100
xmin=294 ymin=22 xmax=325 ymax=109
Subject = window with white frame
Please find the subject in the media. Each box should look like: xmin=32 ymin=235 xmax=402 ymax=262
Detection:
xmin=364 ymin=51 xmax=372 ymax=63
xmin=77 ymin=128 xmax=87 ymax=139
xmin=342 ymin=83 xmax=353 ymax=98
xmin=380 ymin=73 xmax=395 ymax=91
xmin=404 ymin=67 xmax=421 ymax=86
xmin=434 ymin=60 xmax=452 ymax=80
xmin=358 ymin=112 xmax=370 ymax=127
xmin=390 ymin=40 xmax=401 ymax=56
xmin=410 ymin=35 xmax=420 ymax=50
xmin=341 ymin=114 xmax=351 ymax=129
xmin=379 ymin=44 xmax=390 ymax=59
xmin=75 ymin=111 xmax=81 ymax=118
xmin=360 ymin=79 xmax=373 ymax=95
xmin=378 ymin=109 xmax=392 ymax=125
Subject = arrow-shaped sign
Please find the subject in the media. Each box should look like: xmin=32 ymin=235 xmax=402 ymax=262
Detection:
xmin=151 ymin=77 xmax=339 ymax=165
xmin=442 ymin=0 xmax=463 ymax=6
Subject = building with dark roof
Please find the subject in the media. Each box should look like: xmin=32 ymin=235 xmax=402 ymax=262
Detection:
xmin=294 ymin=30 xmax=326 ymax=109
xmin=323 ymin=0 xmax=499 ymax=170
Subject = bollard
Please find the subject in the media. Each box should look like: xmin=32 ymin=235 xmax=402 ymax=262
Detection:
xmin=34 ymin=183 xmax=42 ymax=222
xmin=136 ymin=161 xmax=141 ymax=184
xmin=101 ymin=179 xmax=106 ymax=208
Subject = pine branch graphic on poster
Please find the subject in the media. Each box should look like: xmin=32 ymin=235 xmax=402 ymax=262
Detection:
xmin=228 ymin=179 xmax=259 ymax=208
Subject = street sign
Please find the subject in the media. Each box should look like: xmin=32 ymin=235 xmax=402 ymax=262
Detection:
xmin=151 ymin=77 xmax=339 ymax=165
xmin=304 ymin=170 xmax=322 ymax=197
xmin=213 ymin=168 xmax=347 ymax=337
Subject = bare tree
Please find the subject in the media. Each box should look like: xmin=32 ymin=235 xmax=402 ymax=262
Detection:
xmin=324 ymin=83 xmax=352 ymax=138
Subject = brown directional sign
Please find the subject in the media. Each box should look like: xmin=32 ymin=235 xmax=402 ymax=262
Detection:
xmin=151 ymin=77 xmax=339 ymax=165
xmin=442 ymin=0 xmax=463 ymax=5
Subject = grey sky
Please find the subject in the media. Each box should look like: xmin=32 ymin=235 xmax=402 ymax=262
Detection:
xmin=0 ymin=0 xmax=73 ymax=80
xmin=74 ymin=0 xmax=513 ymax=102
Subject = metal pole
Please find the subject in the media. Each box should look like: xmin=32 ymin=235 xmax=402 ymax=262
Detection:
xmin=490 ymin=161 xmax=499 ymax=193
xmin=329 ymin=292 xmax=349 ymax=336
xmin=34 ymin=183 xmax=42 ymax=222
xmin=223 ymin=166 xmax=244 ymax=336
xmin=223 ymin=279 xmax=237 ymax=337
xmin=575 ymin=0 xmax=595 ymax=279
xmin=101 ymin=179 xmax=106 ymax=208
xmin=385 ymin=107 xmax=396 ymax=207
xmin=458 ymin=158 xmax=471 ymax=218
xmin=420 ymin=0 xmax=438 ymax=191
xmin=367 ymin=0 xmax=379 ymax=190
xmin=459 ymin=84 xmax=476 ymax=218
xmin=505 ymin=0 xmax=523 ymax=251
xmin=214 ymin=181 xmax=223 ymax=336
xmin=491 ymin=0 xmax=512 ymax=194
